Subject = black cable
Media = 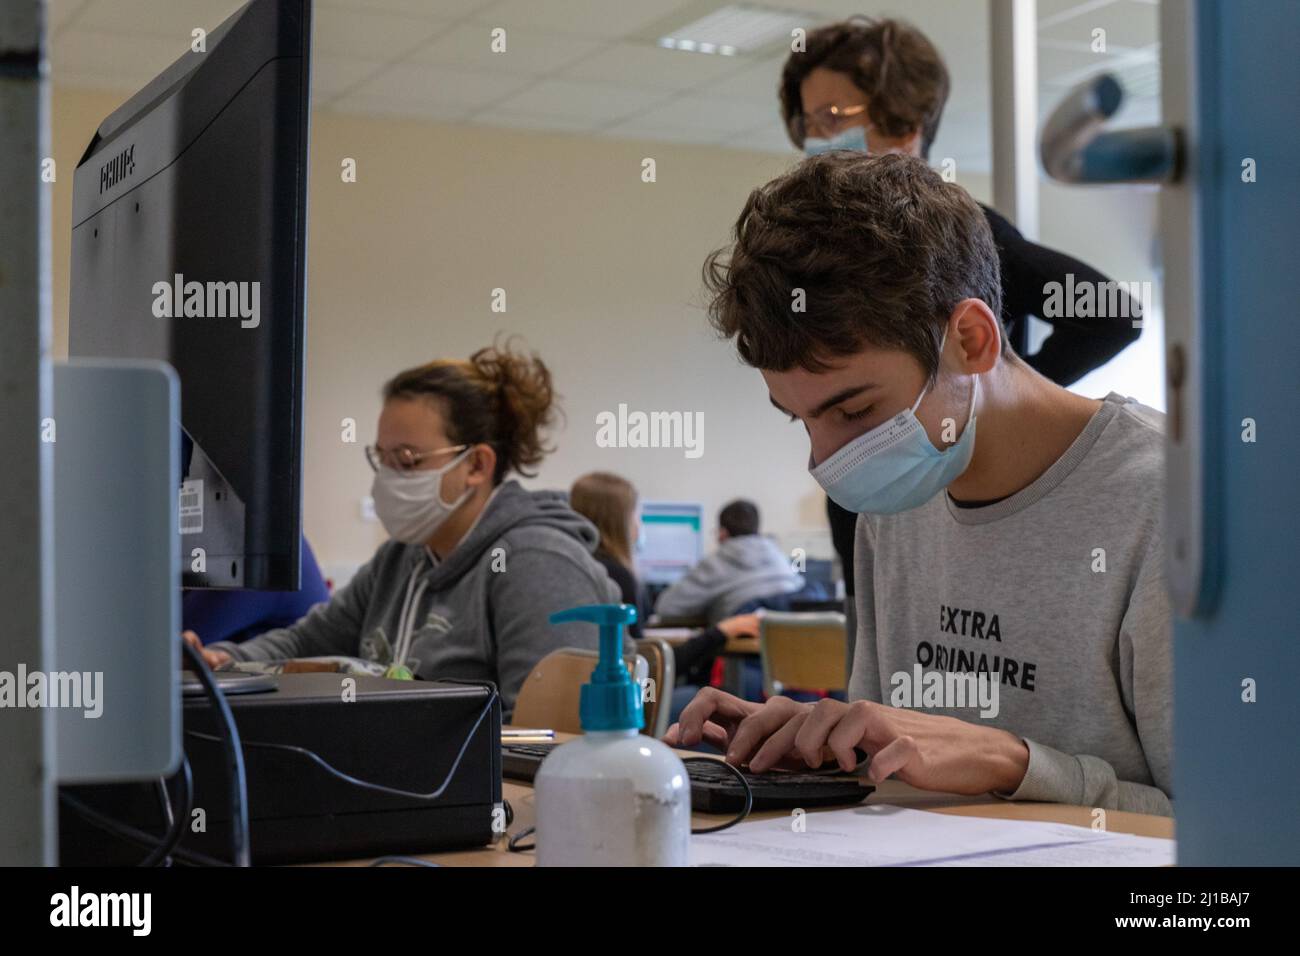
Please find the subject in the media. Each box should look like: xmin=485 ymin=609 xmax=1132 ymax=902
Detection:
xmin=507 ymin=825 xmax=535 ymax=853
xmin=67 ymin=677 xmax=496 ymax=867
xmin=368 ymin=855 xmax=442 ymax=867
xmin=684 ymin=757 xmax=754 ymax=834
xmin=182 ymin=639 xmax=250 ymax=866
xmin=58 ymin=792 xmax=230 ymax=867
xmin=149 ymin=778 xmax=173 ymax=861
xmin=139 ymin=756 xmax=193 ymax=867
xmin=184 ymin=685 xmax=496 ymax=803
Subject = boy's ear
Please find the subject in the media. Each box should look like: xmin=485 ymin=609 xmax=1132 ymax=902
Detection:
xmin=948 ymin=298 xmax=1001 ymax=375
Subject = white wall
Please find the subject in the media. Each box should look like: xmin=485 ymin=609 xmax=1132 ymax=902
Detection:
xmin=49 ymin=89 xmax=1162 ymax=583
xmin=1038 ymin=180 xmax=1165 ymax=411
xmin=49 ymin=88 xmax=834 ymax=575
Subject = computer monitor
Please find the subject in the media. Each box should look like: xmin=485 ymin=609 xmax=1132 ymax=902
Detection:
xmin=637 ymin=501 xmax=704 ymax=586
xmin=67 ymin=0 xmax=312 ymax=590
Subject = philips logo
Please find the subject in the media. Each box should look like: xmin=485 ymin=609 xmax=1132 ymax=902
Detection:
xmin=99 ymin=144 xmax=135 ymax=193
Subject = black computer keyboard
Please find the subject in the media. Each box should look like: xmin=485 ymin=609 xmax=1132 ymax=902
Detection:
xmin=501 ymin=742 xmax=873 ymax=814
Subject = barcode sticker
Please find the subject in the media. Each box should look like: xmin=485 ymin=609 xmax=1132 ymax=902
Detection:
xmin=179 ymin=479 xmax=204 ymax=534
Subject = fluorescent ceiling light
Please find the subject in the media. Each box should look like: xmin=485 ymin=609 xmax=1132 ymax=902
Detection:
xmin=659 ymin=4 xmax=809 ymax=56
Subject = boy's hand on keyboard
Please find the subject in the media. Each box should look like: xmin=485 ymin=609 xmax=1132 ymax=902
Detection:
xmin=749 ymin=698 xmax=1030 ymax=795
xmin=182 ymin=630 xmax=233 ymax=671
xmin=664 ymin=687 xmax=815 ymax=770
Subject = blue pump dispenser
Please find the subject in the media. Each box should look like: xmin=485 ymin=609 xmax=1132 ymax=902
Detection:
xmin=549 ymin=603 xmax=641 ymax=732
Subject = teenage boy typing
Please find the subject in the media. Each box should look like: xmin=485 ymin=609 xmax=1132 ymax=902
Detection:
xmin=667 ymin=152 xmax=1172 ymax=815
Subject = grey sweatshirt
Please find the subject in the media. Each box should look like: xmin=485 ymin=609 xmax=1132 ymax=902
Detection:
xmin=654 ymin=534 xmax=804 ymax=625
xmin=212 ymin=480 xmax=624 ymax=717
xmin=849 ymin=393 xmax=1173 ymax=816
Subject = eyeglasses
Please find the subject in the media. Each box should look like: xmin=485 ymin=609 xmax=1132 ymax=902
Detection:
xmin=364 ymin=443 xmax=468 ymax=473
xmin=797 ymin=102 xmax=870 ymax=140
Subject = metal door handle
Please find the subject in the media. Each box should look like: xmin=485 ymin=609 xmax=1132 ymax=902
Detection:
xmin=1041 ymin=73 xmax=1182 ymax=184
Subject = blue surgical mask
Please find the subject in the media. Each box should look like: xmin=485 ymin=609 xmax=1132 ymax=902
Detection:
xmin=803 ymin=126 xmax=868 ymax=156
xmin=809 ymin=342 xmax=980 ymax=515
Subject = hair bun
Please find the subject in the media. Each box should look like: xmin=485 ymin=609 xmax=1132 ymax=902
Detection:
xmin=469 ymin=338 xmax=558 ymax=478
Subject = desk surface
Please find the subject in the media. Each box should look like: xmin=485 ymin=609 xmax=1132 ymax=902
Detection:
xmin=326 ymin=733 xmax=1174 ymax=867
xmin=644 ymin=625 xmax=758 ymax=656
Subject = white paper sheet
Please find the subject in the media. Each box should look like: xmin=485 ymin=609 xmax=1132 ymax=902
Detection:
xmin=692 ymin=804 xmax=1175 ymax=867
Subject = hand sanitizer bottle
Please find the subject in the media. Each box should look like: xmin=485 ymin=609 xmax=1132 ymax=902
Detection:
xmin=535 ymin=604 xmax=690 ymax=866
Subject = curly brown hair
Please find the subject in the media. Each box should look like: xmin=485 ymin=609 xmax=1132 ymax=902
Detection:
xmin=780 ymin=17 xmax=950 ymax=158
xmin=703 ymin=152 xmax=1004 ymax=379
xmin=384 ymin=338 xmax=558 ymax=483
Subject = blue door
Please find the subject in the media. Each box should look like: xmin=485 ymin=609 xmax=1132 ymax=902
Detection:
xmin=1170 ymin=0 xmax=1300 ymax=865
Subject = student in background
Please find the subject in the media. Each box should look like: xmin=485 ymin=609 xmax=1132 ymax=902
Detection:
xmin=653 ymin=499 xmax=803 ymax=625
xmin=184 ymin=342 xmax=623 ymax=718
xmin=569 ymin=471 xmax=648 ymax=638
xmin=182 ymin=534 xmax=330 ymax=647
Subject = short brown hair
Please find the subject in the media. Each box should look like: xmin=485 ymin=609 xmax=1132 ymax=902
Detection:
xmin=570 ymin=472 xmax=638 ymax=569
xmin=780 ymin=17 xmax=950 ymax=158
xmin=719 ymin=499 xmax=760 ymax=537
xmin=384 ymin=339 xmax=558 ymax=484
xmin=703 ymin=152 xmax=1004 ymax=378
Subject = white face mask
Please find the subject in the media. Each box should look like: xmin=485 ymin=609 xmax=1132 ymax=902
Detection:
xmin=370 ymin=447 xmax=473 ymax=544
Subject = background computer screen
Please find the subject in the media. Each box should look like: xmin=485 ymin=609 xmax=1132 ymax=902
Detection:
xmin=637 ymin=500 xmax=704 ymax=587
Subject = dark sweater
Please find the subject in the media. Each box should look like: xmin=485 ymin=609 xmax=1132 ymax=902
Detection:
xmin=594 ymin=549 xmax=645 ymax=640
xmin=982 ymin=204 xmax=1141 ymax=386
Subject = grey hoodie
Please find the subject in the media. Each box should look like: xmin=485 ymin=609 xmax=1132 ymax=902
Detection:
xmin=212 ymin=480 xmax=625 ymax=717
xmin=653 ymin=534 xmax=804 ymax=625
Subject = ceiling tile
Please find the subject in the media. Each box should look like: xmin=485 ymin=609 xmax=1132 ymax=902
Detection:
xmin=558 ymin=41 xmax=744 ymax=91
xmin=50 ymin=0 xmax=89 ymax=31
xmin=705 ymin=54 xmax=786 ymax=101
xmin=770 ymin=0 xmax=905 ymax=18
xmin=314 ymin=5 xmax=452 ymax=59
xmin=597 ymin=122 xmax=722 ymax=147
xmin=324 ymin=93 xmax=469 ymax=123
xmin=1039 ymin=0 xmax=1158 ymax=49
xmin=51 ymin=71 xmax=142 ymax=95
xmin=466 ymin=110 xmax=603 ymax=134
xmin=310 ymin=57 xmax=388 ymax=100
xmin=410 ymin=23 xmax=604 ymax=74
xmin=350 ymin=61 xmax=536 ymax=112
xmin=502 ymin=78 xmax=671 ymax=123
xmin=630 ymin=94 xmax=781 ymax=132
xmin=324 ymin=0 xmax=489 ymax=18
xmin=473 ymin=0 xmax=699 ymax=40
xmin=74 ymin=0 xmax=246 ymax=38
xmin=1038 ymin=0 xmax=1121 ymax=30
xmin=52 ymin=30 xmax=188 ymax=84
